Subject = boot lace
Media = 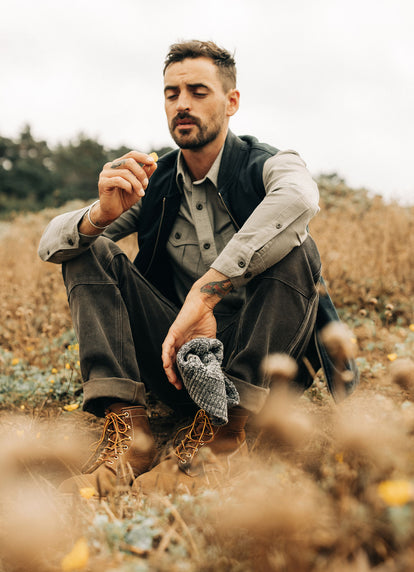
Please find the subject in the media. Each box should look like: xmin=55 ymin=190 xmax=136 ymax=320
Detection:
xmin=173 ymin=409 xmax=215 ymax=471
xmin=89 ymin=411 xmax=132 ymax=467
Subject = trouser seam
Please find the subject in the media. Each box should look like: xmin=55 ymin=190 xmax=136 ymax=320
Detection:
xmin=285 ymin=289 xmax=319 ymax=357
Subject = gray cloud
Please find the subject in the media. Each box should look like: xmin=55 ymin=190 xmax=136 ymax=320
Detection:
xmin=1 ymin=0 xmax=413 ymax=203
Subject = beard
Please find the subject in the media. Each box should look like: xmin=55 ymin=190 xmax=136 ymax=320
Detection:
xmin=169 ymin=110 xmax=225 ymax=150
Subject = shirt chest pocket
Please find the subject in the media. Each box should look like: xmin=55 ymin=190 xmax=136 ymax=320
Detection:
xmin=166 ymin=223 xmax=206 ymax=274
xmin=168 ymin=224 xmax=199 ymax=248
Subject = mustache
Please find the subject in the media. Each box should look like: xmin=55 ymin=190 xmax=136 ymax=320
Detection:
xmin=172 ymin=112 xmax=200 ymax=129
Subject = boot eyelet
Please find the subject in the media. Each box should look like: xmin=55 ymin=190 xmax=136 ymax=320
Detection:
xmin=127 ymin=425 xmax=131 ymax=430
xmin=107 ymin=460 xmax=114 ymax=465
xmin=123 ymin=412 xmax=129 ymax=417
xmin=180 ymin=459 xmax=186 ymax=464
xmin=113 ymin=455 xmax=118 ymax=460
xmin=123 ymin=445 xmax=129 ymax=450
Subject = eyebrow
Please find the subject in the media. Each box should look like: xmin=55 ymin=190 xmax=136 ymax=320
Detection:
xmin=164 ymin=82 xmax=210 ymax=93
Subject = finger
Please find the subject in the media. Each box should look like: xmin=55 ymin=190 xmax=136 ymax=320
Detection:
xmin=164 ymin=364 xmax=182 ymax=390
xmin=106 ymin=168 xmax=147 ymax=197
xmin=106 ymin=157 xmax=150 ymax=187
xmin=99 ymin=174 xmax=134 ymax=194
xmin=123 ymin=151 xmax=158 ymax=181
xmin=113 ymin=151 xmax=157 ymax=174
xmin=122 ymin=150 xmax=158 ymax=167
xmin=162 ymin=338 xmax=182 ymax=390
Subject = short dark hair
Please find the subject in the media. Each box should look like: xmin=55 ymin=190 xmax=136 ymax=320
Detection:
xmin=163 ymin=40 xmax=237 ymax=92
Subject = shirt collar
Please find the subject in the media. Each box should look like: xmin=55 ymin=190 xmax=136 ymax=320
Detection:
xmin=176 ymin=146 xmax=224 ymax=190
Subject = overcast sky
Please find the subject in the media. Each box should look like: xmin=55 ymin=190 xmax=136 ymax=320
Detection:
xmin=1 ymin=0 xmax=413 ymax=204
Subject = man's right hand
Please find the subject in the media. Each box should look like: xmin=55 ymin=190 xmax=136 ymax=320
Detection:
xmin=80 ymin=151 xmax=158 ymax=234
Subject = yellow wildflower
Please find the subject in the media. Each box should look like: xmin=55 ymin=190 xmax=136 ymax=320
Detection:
xmin=65 ymin=363 xmax=71 ymax=370
xmin=61 ymin=537 xmax=89 ymax=571
xmin=26 ymin=345 xmax=34 ymax=352
xmin=20 ymin=405 xmax=25 ymax=410
xmin=387 ymin=353 xmax=398 ymax=362
xmin=11 ymin=358 xmax=19 ymax=366
xmin=377 ymin=480 xmax=414 ymax=507
xmin=409 ymin=324 xmax=414 ymax=332
xmin=51 ymin=367 xmax=58 ymax=374
xmin=335 ymin=452 xmax=344 ymax=464
xmin=63 ymin=403 xmax=80 ymax=412
xmin=50 ymin=379 xmax=55 ymax=384
xmin=79 ymin=487 xmax=97 ymax=500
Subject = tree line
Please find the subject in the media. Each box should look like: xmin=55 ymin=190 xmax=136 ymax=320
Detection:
xmin=0 ymin=125 xmax=172 ymax=217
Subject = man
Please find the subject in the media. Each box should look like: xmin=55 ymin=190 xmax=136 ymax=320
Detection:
xmin=39 ymin=40 xmax=357 ymax=496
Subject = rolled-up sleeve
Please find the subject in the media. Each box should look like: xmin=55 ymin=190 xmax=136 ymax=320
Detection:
xmin=38 ymin=207 xmax=94 ymax=263
xmin=38 ymin=202 xmax=142 ymax=264
xmin=211 ymin=150 xmax=319 ymax=288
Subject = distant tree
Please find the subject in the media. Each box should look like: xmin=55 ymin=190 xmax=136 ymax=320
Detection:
xmin=0 ymin=126 xmax=175 ymax=216
xmin=0 ymin=125 xmax=57 ymax=214
xmin=53 ymin=134 xmax=107 ymax=204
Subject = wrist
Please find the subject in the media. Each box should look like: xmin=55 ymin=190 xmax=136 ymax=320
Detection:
xmin=89 ymin=200 xmax=117 ymax=228
xmin=191 ymin=271 xmax=233 ymax=310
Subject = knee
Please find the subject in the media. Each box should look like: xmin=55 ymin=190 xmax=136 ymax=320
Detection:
xmin=251 ymin=239 xmax=321 ymax=299
xmin=62 ymin=237 xmax=123 ymax=290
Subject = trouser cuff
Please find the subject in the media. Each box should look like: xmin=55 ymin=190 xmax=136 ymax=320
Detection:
xmin=82 ymin=377 xmax=147 ymax=417
xmin=227 ymin=375 xmax=269 ymax=414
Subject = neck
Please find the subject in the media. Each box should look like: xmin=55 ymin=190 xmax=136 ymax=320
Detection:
xmin=181 ymin=129 xmax=228 ymax=181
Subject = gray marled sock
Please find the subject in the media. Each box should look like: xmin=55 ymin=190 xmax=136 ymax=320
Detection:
xmin=176 ymin=337 xmax=240 ymax=426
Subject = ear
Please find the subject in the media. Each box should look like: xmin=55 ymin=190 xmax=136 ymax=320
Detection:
xmin=226 ymin=89 xmax=240 ymax=117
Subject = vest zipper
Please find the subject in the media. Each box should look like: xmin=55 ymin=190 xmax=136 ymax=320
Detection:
xmin=144 ymin=197 xmax=166 ymax=277
xmin=217 ymin=191 xmax=240 ymax=230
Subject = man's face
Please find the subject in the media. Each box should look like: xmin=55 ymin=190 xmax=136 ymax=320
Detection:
xmin=164 ymin=57 xmax=235 ymax=150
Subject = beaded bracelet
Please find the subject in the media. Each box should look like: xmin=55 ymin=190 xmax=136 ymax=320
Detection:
xmin=87 ymin=200 xmax=110 ymax=230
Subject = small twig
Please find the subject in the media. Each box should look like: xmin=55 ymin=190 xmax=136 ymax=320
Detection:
xmin=100 ymin=499 xmax=120 ymax=523
xmin=119 ymin=541 xmax=149 ymax=557
xmin=156 ymin=521 xmax=179 ymax=554
xmin=158 ymin=496 xmax=200 ymax=559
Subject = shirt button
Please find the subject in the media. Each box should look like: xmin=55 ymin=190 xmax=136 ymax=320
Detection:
xmin=174 ymin=232 xmax=181 ymax=239
xmin=203 ymin=243 xmax=210 ymax=250
xmin=68 ymin=238 xmax=74 ymax=245
xmin=196 ymin=203 xmax=203 ymax=210
xmin=276 ymin=223 xmax=282 ymax=229
xmin=238 ymin=260 xmax=246 ymax=268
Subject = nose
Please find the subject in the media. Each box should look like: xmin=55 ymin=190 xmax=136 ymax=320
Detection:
xmin=175 ymin=91 xmax=191 ymax=112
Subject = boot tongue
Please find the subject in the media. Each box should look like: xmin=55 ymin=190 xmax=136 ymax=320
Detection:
xmin=105 ymin=402 xmax=131 ymax=415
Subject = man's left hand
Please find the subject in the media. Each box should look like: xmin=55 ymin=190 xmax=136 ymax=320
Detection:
xmin=161 ymin=269 xmax=233 ymax=389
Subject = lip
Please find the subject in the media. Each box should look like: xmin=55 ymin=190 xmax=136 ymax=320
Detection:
xmin=173 ymin=115 xmax=199 ymax=130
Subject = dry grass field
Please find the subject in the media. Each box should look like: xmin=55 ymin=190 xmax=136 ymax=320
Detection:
xmin=0 ymin=180 xmax=413 ymax=572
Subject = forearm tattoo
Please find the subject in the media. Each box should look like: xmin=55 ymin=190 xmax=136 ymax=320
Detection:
xmin=200 ymin=279 xmax=233 ymax=298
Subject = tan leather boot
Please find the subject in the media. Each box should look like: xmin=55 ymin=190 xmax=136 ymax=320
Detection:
xmin=133 ymin=407 xmax=249 ymax=495
xmin=60 ymin=403 xmax=156 ymax=496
